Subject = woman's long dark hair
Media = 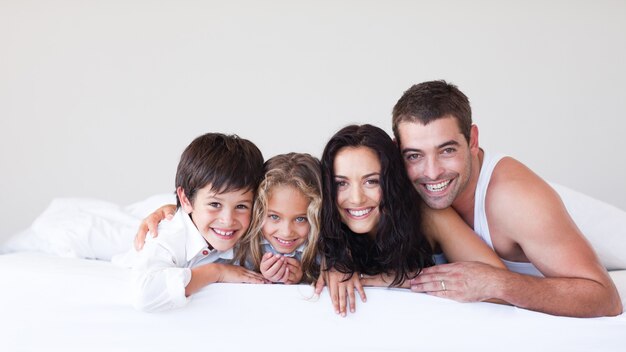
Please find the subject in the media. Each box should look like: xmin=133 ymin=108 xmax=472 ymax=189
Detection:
xmin=319 ymin=124 xmax=433 ymax=286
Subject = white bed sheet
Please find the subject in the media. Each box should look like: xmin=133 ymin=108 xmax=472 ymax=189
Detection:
xmin=1 ymin=252 xmax=625 ymax=352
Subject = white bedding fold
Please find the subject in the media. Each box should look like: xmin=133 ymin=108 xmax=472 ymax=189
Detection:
xmin=1 ymin=252 xmax=624 ymax=352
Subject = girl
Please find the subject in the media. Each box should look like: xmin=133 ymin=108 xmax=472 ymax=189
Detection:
xmin=315 ymin=124 xmax=506 ymax=315
xmin=235 ymin=152 xmax=322 ymax=284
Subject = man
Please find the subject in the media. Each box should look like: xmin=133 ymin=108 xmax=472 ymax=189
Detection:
xmin=392 ymin=80 xmax=621 ymax=317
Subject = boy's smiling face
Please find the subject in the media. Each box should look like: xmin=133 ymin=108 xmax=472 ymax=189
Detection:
xmin=179 ymin=184 xmax=254 ymax=251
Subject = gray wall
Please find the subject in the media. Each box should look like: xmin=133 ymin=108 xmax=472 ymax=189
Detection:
xmin=1 ymin=0 xmax=625 ymax=241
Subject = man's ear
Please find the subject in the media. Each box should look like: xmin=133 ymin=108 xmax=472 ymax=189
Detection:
xmin=469 ymin=124 xmax=479 ymax=155
xmin=176 ymin=187 xmax=193 ymax=213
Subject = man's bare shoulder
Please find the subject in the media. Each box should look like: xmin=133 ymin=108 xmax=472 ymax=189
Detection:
xmin=488 ymin=156 xmax=557 ymax=204
xmin=485 ymin=156 xmax=566 ymax=237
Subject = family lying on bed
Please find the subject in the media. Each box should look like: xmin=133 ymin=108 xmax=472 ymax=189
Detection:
xmin=127 ymin=80 xmax=623 ymax=317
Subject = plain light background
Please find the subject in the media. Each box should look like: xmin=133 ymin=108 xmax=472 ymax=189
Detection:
xmin=1 ymin=0 xmax=625 ymax=242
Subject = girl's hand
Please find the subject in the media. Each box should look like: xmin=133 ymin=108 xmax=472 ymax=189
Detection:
xmin=283 ymin=257 xmax=303 ymax=285
xmin=134 ymin=204 xmax=176 ymax=250
xmin=319 ymin=269 xmax=366 ymax=317
xmin=216 ymin=263 xmax=268 ymax=284
xmin=260 ymin=253 xmax=290 ymax=283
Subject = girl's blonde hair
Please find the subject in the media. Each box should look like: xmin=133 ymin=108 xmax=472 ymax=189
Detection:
xmin=236 ymin=153 xmax=322 ymax=283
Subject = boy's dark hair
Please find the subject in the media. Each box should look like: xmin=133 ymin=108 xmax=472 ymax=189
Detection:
xmin=175 ymin=133 xmax=264 ymax=208
xmin=392 ymin=80 xmax=472 ymax=143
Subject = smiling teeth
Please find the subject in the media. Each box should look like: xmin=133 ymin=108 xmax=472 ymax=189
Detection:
xmin=348 ymin=208 xmax=372 ymax=217
xmin=425 ymin=180 xmax=451 ymax=192
xmin=214 ymin=229 xmax=234 ymax=236
xmin=276 ymin=237 xmax=295 ymax=245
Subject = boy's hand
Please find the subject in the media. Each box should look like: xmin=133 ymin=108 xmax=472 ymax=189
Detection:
xmin=315 ymin=268 xmax=366 ymax=317
xmin=216 ymin=264 xmax=268 ymax=284
xmin=134 ymin=204 xmax=176 ymax=250
xmin=187 ymin=263 xmax=268 ymax=296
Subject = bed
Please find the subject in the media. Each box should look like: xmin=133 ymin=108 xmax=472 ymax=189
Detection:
xmin=2 ymin=185 xmax=626 ymax=352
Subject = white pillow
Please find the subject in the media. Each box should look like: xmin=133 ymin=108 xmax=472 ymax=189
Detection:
xmin=1 ymin=194 xmax=176 ymax=261
xmin=124 ymin=193 xmax=176 ymax=219
xmin=0 ymin=228 xmax=45 ymax=254
xmin=551 ymin=182 xmax=626 ymax=270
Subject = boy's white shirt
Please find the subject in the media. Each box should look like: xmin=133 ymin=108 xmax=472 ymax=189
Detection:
xmin=130 ymin=208 xmax=233 ymax=312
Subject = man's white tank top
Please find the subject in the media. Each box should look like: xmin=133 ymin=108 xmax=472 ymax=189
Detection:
xmin=474 ymin=151 xmax=543 ymax=277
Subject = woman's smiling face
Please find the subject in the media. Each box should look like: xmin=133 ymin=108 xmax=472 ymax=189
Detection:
xmin=333 ymin=146 xmax=382 ymax=239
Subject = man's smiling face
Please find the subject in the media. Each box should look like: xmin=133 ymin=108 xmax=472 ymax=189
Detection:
xmin=397 ymin=115 xmax=475 ymax=209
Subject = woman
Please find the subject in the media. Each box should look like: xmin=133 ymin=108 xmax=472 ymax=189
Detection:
xmin=314 ymin=124 xmax=505 ymax=316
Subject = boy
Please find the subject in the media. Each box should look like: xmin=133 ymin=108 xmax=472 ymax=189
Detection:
xmin=132 ymin=132 xmax=266 ymax=312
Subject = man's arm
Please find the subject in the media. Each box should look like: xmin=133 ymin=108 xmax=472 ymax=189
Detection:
xmin=411 ymin=159 xmax=622 ymax=316
xmin=134 ymin=204 xmax=176 ymax=250
xmin=482 ymin=159 xmax=621 ymax=317
xmin=421 ymin=205 xmax=506 ymax=269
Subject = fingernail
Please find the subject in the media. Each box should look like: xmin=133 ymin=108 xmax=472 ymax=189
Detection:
xmin=350 ymin=308 xmax=355 ymax=313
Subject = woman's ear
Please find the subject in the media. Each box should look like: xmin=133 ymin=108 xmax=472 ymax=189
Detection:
xmin=176 ymin=187 xmax=194 ymax=213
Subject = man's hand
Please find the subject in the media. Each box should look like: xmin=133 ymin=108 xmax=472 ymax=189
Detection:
xmin=134 ymin=204 xmax=176 ymax=250
xmin=314 ymin=269 xmax=366 ymax=317
xmin=409 ymin=262 xmax=504 ymax=302
xmin=260 ymin=253 xmax=304 ymax=284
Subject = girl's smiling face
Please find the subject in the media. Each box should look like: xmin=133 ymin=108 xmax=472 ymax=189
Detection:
xmin=261 ymin=185 xmax=311 ymax=253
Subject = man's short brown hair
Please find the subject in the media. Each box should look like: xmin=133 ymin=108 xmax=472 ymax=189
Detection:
xmin=392 ymin=80 xmax=472 ymax=144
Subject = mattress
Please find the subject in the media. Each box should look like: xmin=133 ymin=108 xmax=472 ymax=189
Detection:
xmin=1 ymin=252 xmax=625 ymax=352
xmin=2 ymin=184 xmax=626 ymax=351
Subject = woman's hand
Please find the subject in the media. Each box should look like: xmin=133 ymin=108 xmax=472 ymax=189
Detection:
xmin=260 ymin=253 xmax=303 ymax=284
xmin=134 ymin=204 xmax=176 ymax=250
xmin=360 ymin=272 xmax=412 ymax=288
xmin=315 ymin=268 xmax=366 ymax=316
